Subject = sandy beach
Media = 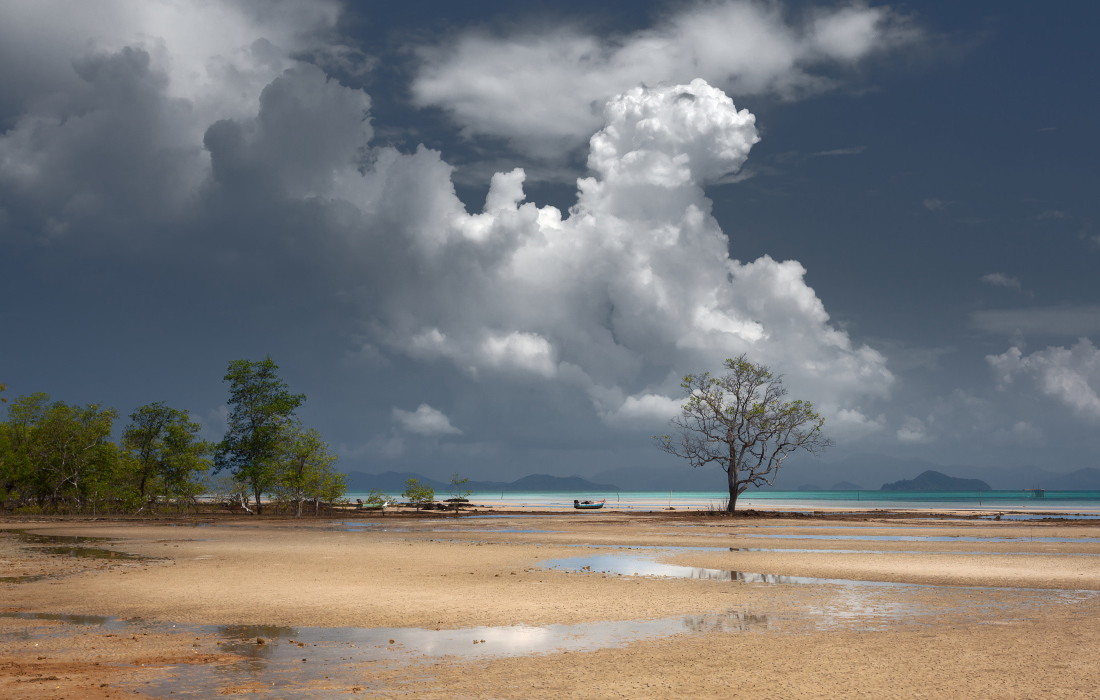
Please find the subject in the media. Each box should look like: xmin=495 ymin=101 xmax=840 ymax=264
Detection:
xmin=3 ymin=509 xmax=1100 ymax=698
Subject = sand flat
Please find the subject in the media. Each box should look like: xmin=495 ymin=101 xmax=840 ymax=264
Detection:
xmin=2 ymin=513 xmax=1099 ymax=697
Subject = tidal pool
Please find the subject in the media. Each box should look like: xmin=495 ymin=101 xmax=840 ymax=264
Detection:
xmin=540 ymin=553 xmax=910 ymax=587
xmin=4 ymin=529 xmax=150 ymax=560
xmin=2 ymin=609 xmax=766 ymax=698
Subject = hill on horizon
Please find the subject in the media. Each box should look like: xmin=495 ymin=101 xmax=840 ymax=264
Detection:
xmin=880 ymin=470 xmax=992 ymax=492
xmin=1037 ymin=467 xmax=1100 ymax=490
xmin=343 ymin=470 xmax=619 ymax=493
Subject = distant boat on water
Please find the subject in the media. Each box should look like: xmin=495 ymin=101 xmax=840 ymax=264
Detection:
xmin=573 ymin=499 xmax=606 ymax=510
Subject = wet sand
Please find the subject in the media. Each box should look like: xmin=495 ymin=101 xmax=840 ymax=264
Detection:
xmin=2 ymin=511 xmax=1099 ymax=697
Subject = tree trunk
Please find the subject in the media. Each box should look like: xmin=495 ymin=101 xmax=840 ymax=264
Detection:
xmin=726 ymin=465 xmax=738 ymax=513
xmin=254 ymin=485 xmax=263 ymax=515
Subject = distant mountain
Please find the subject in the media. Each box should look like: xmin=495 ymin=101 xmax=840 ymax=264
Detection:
xmin=342 ymin=470 xmax=618 ymax=493
xmin=766 ymin=453 xmax=955 ymax=491
xmin=880 ymin=470 xmax=992 ymax=492
xmin=774 ymin=453 xmax=1068 ymax=491
xmin=830 ymin=481 xmax=862 ymax=491
xmin=1038 ymin=467 xmax=1100 ymax=490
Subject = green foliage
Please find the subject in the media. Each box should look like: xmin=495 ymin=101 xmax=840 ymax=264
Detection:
xmin=215 ymin=357 xmax=306 ymax=514
xmin=402 ymin=477 xmax=434 ymax=512
xmin=122 ymin=402 xmax=212 ymax=510
xmin=448 ymin=472 xmax=472 ymax=516
xmin=0 ymin=393 xmax=123 ymax=512
xmin=272 ymin=420 xmax=342 ymax=516
xmin=0 ymin=360 xmax=338 ymax=517
xmin=365 ymin=488 xmax=388 ymax=506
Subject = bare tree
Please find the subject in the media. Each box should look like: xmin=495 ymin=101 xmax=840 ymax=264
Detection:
xmin=656 ymin=355 xmax=833 ymax=512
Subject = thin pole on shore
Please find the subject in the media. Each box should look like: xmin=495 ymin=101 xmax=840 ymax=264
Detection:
xmin=669 ymin=489 xmax=672 ymax=509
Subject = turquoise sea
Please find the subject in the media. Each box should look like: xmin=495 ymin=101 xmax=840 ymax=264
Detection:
xmin=346 ymin=489 xmax=1100 ymax=513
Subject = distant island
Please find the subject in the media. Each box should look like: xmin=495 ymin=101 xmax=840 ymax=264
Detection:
xmin=343 ymin=471 xmax=619 ymax=493
xmin=880 ymin=470 xmax=992 ymax=492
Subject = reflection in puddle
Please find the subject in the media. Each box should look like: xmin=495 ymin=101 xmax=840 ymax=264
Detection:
xmin=541 ymin=554 xmax=908 ymax=587
xmin=7 ymin=530 xmax=114 ymax=544
xmin=22 ymin=545 xmax=143 ymax=559
xmin=4 ymin=529 xmax=149 ymax=560
xmin=0 ymin=611 xmax=130 ymax=630
xmin=2 ymin=609 xmax=766 ymax=698
xmin=565 ymin=542 xmax=1100 ymax=559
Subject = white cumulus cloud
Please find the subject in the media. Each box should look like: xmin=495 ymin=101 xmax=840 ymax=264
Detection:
xmin=987 ymin=339 xmax=1100 ymax=421
xmin=896 ymin=416 xmax=931 ymax=443
xmin=392 ymin=404 xmax=463 ymax=436
xmin=411 ymin=0 xmax=919 ymax=158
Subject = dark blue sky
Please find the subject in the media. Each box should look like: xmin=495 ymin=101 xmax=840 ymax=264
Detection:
xmin=1 ymin=0 xmax=1097 ymax=488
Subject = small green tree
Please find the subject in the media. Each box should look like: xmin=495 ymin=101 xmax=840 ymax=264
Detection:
xmin=365 ymin=488 xmax=388 ymax=507
xmin=275 ymin=421 xmax=340 ymax=516
xmin=364 ymin=487 xmax=388 ymax=515
xmin=215 ymin=357 xmax=305 ymax=514
xmin=448 ymin=472 xmax=472 ymax=518
xmin=402 ymin=477 xmax=434 ymax=512
xmin=305 ymin=463 xmax=347 ymax=515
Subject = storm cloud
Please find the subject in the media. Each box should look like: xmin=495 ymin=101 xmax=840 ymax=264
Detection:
xmin=3 ymin=0 xmax=1098 ymax=484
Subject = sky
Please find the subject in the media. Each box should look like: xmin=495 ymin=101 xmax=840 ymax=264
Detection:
xmin=1 ymin=0 xmax=1098 ymax=488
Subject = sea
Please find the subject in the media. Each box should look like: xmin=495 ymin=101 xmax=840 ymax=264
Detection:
xmin=345 ymin=489 xmax=1100 ymax=514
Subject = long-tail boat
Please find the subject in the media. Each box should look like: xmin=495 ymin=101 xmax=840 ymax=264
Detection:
xmin=573 ymin=499 xmax=606 ymax=510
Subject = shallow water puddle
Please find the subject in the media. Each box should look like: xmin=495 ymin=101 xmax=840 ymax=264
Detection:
xmin=329 ymin=523 xmax=563 ymax=534
xmin=979 ymin=514 xmax=1100 ymax=521
xmin=540 ymin=553 xmax=908 ymax=586
xmin=537 ymin=552 xmax=1100 ymax=635
xmin=5 ymin=529 xmax=149 ymax=560
xmin=735 ymin=533 xmax=1100 ymax=543
xmin=1 ymin=610 xmax=766 ymax=698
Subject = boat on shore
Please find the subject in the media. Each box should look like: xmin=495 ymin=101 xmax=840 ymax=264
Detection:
xmin=573 ymin=499 xmax=606 ymax=510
